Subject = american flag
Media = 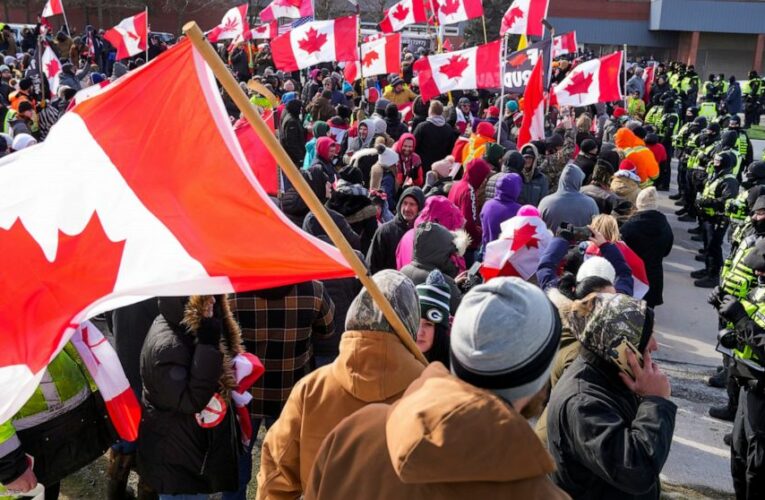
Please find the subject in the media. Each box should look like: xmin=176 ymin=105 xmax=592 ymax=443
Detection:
xmin=277 ymin=16 xmax=313 ymax=35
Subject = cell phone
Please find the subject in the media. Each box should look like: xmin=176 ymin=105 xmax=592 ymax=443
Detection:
xmin=609 ymin=337 xmax=644 ymax=378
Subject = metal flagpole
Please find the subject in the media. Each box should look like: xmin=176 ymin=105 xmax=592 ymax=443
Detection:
xmin=496 ymin=33 xmax=508 ymax=144
xmin=183 ymin=20 xmax=428 ymax=365
xmin=623 ymin=43 xmax=628 ymax=102
xmin=481 ymin=15 xmax=488 ymax=44
xmin=61 ymin=4 xmax=71 ymax=36
xmin=145 ymin=7 xmax=149 ymax=62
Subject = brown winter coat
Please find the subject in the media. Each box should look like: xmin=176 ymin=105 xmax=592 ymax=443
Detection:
xmin=256 ymin=330 xmax=424 ymax=500
xmin=305 ymin=363 xmax=570 ymax=500
xmin=307 ymin=95 xmax=335 ymax=123
xmin=610 ymin=175 xmax=641 ymax=206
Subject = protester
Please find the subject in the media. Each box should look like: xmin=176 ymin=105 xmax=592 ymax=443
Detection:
xmin=581 ymin=163 xmax=633 ymax=217
xmin=423 ymin=155 xmax=456 ymax=197
xmin=615 ymin=127 xmax=660 ymax=185
xmin=461 ymin=121 xmax=497 ymax=164
xmin=257 ymin=270 xmax=423 ymax=500
xmin=573 ymin=138 xmax=599 ymax=182
xmin=280 ymin=99 xmax=306 ymax=167
xmin=384 ymin=103 xmax=408 ymax=141
xmin=369 ymin=142 xmax=399 ymax=207
xmin=305 ymin=278 xmax=568 ymax=499
xmin=302 ymin=121 xmax=329 ymax=169
xmin=480 ymin=172 xmax=522 ymax=250
xmin=413 ymin=100 xmax=457 ymax=171
xmin=327 ymin=166 xmax=379 ymax=252
xmin=448 ymin=158 xmax=492 ymax=265
xmin=383 ymin=76 xmax=416 ymax=106
xmin=393 ymin=133 xmax=423 ymax=190
xmin=611 ymin=159 xmax=642 ymax=205
xmin=396 ymin=195 xmax=465 ymax=270
xmin=415 ymin=270 xmax=452 ymax=365
xmin=366 ymin=186 xmax=424 ymax=274
xmin=539 ymin=164 xmax=599 ymax=231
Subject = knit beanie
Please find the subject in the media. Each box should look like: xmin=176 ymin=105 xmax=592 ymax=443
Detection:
xmin=450 ymin=277 xmax=561 ymax=403
xmin=636 ymin=186 xmax=657 ymax=211
xmin=612 ymin=107 xmax=628 ymax=118
xmin=431 ymin=155 xmax=455 ymax=178
xmin=312 ymin=120 xmax=329 ymax=138
xmin=476 ymin=121 xmax=495 ymax=138
xmin=345 ymin=270 xmax=420 ymax=339
xmin=376 ymin=143 xmax=399 ymax=167
xmin=576 ymin=256 xmax=616 ymax=284
xmin=580 ymin=139 xmax=598 ymax=155
xmin=482 ymin=142 xmax=506 ymax=170
xmin=417 ymin=270 xmax=452 ymax=326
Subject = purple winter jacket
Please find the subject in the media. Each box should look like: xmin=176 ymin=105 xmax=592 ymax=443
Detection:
xmin=480 ymin=173 xmax=522 ymax=250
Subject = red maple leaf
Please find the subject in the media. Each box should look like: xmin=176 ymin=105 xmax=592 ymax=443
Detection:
xmin=511 ymin=223 xmax=540 ymax=252
xmin=508 ymin=52 xmax=528 ymax=68
xmin=440 ymin=0 xmax=461 ymax=16
xmin=362 ymin=49 xmax=379 ymax=68
xmin=392 ymin=3 xmax=410 ymax=22
xmin=220 ymin=16 xmax=240 ymax=33
xmin=0 ymin=212 xmax=126 ymax=373
xmin=564 ymin=70 xmax=594 ymax=96
xmin=255 ymin=25 xmax=268 ymax=33
xmin=298 ymin=27 xmax=328 ymax=55
xmin=45 ymin=57 xmax=61 ymax=78
xmin=439 ymin=54 xmax=469 ymax=80
xmin=126 ymin=30 xmax=140 ymax=41
xmin=504 ymin=6 xmax=524 ymax=28
xmin=276 ymin=0 xmax=302 ymax=6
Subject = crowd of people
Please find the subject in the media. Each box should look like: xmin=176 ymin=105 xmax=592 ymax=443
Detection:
xmin=2 ymin=16 xmax=765 ymax=500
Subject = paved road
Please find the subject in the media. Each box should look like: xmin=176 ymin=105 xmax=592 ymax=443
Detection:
xmin=654 ymin=140 xmax=765 ymax=498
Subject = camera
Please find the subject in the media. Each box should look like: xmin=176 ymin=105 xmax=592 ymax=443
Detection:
xmin=557 ymin=222 xmax=592 ymax=243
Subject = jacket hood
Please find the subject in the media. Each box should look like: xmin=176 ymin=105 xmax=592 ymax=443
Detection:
xmin=316 ymin=136 xmax=335 ymax=161
xmin=464 ymin=158 xmax=492 ymax=189
xmin=393 ymin=132 xmax=416 ymax=154
xmin=614 ymin=127 xmax=643 ymax=149
xmin=557 ymin=164 xmax=585 ymax=193
xmin=345 ymin=269 xmax=420 ymax=339
xmin=384 ymin=363 xmax=556 ymax=484
xmin=396 ymin=186 xmax=425 ymax=216
xmin=414 ymin=195 xmax=465 ymax=231
xmin=502 ymin=150 xmax=525 ymax=174
xmin=331 ymin=330 xmax=424 ymax=403
xmin=412 ymin=222 xmax=458 ymax=274
xmin=495 ymin=172 xmax=522 ymax=202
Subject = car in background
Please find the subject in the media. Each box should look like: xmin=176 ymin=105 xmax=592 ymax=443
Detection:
xmin=149 ymin=31 xmax=175 ymax=45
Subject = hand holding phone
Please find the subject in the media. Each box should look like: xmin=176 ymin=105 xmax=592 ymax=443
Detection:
xmin=618 ymin=348 xmax=671 ymax=399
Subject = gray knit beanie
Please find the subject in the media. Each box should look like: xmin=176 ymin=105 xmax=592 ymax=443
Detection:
xmin=450 ymin=277 xmax=561 ymax=403
xmin=345 ymin=270 xmax=420 ymax=339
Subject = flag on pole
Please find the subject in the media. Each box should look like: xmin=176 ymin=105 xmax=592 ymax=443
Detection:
xmin=517 ymin=58 xmax=545 ymax=148
xmin=0 ymin=38 xmax=353 ymax=425
xmin=414 ymin=40 xmax=502 ymax=101
xmin=643 ymin=62 xmax=657 ymax=104
xmin=249 ymin=21 xmax=279 ymax=40
xmin=379 ymin=0 xmax=427 ymax=33
xmin=277 ymin=16 xmax=313 ymax=36
xmin=207 ymin=4 xmax=249 ymax=43
xmin=41 ymin=0 xmax=64 ymax=17
xmin=500 ymin=0 xmax=549 ymax=38
xmin=41 ymin=43 xmax=62 ymax=95
xmin=260 ymin=0 xmax=314 ymax=22
xmin=432 ymin=0 xmax=484 ymax=27
xmin=103 ymin=11 xmax=148 ymax=61
xmin=271 ymin=15 xmax=359 ymax=72
xmin=551 ymin=51 xmax=623 ymax=107
xmin=344 ymin=33 xmax=402 ymax=82
xmin=552 ymin=31 xmax=577 ymax=57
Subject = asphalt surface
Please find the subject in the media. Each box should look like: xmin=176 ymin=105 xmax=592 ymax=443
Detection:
xmin=654 ymin=140 xmax=765 ymax=498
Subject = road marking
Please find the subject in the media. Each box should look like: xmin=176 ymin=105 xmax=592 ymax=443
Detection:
xmin=672 ymin=434 xmax=730 ymax=459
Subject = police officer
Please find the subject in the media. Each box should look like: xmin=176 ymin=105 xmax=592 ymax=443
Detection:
xmin=693 ymin=151 xmax=740 ymax=288
xmin=728 ymin=162 xmax=765 ymax=240
xmin=659 ymin=98 xmax=680 ymax=162
xmin=680 ymin=121 xmax=718 ymax=224
xmin=670 ymin=107 xmax=700 ymax=202
xmin=745 ymin=70 xmax=763 ymax=129
xmin=715 ymin=236 xmax=765 ymax=498
xmin=729 ymin=115 xmax=754 ymax=177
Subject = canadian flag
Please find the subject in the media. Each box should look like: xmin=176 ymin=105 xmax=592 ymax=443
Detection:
xmin=585 ymin=241 xmax=649 ymax=299
xmin=552 ymin=31 xmax=577 ymax=58
xmin=71 ymin=321 xmax=141 ymax=441
xmin=517 ymin=58 xmax=545 ymax=148
xmin=234 ymin=111 xmax=279 ymax=196
xmin=41 ymin=43 xmax=61 ymax=95
xmin=0 ymin=39 xmax=353 ymax=424
xmin=249 ymin=21 xmax=278 ymax=40
xmin=481 ymin=210 xmax=553 ymax=281
xmin=271 ymin=15 xmax=358 ymax=72
xmin=500 ymin=0 xmax=549 ymax=38
xmin=379 ymin=0 xmax=427 ymax=34
xmin=432 ymin=0 xmax=483 ymax=27
xmin=41 ymin=0 xmax=64 ymax=18
xmin=260 ymin=0 xmax=314 ymax=22
xmin=414 ymin=40 xmax=501 ymax=101
xmin=103 ymin=11 xmax=148 ymax=61
xmin=344 ymin=33 xmax=402 ymax=82
xmin=207 ymin=4 xmax=249 ymax=43
xmin=643 ymin=62 xmax=657 ymax=104
xmin=552 ymin=51 xmax=623 ymax=107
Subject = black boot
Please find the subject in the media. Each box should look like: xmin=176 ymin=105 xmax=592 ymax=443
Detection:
xmin=678 ymin=214 xmax=696 ymax=222
xmin=691 ymin=234 xmax=704 ymax=242
xmin=694 ymin=273 xmax=720 ymax=288
xmin=709 ymin=402 xmax=736 ymax=421
xmin=691 ymin=268 xmax=709 ymax=279
xmin=688 ymin=226 xmax=702 ymax=234
xmin=669 ymin=193 xmax=683 ymax=200
xmin=708 ymin=367 xmax=727 ymax=388
xmin=695 ymin=254 xmax=706 ymax=262
xmin=675 ymin=207 xmax=688 ymax=216
xmin=674 ymin=199 xmax=686 ymax=206
xmin=724 ymin=432 xmax=732 ymax=446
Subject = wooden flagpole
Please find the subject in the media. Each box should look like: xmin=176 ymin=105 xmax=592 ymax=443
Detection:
xmin=481 ymin=15 xmax=488 ymax=45
xmin=182 ymin=21 xmax=428 ymax=365
xmin=61 ymin=4 xmax=71 ymax=37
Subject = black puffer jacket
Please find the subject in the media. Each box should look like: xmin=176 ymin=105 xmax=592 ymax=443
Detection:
xmin=365 ymin=186 xmax=425 ymax=274
xmin=138 ymin=296 xmax=243 ymax=495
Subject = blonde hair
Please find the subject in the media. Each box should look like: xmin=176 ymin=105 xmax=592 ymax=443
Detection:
xmin=591 ymin=214 xmax=620 ymax=242
xmin=576 ymin=114 xmax=592 ymax=133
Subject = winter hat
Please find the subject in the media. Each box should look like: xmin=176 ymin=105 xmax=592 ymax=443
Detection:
xmin=482 ymin=142 xmax=506 ymax=170
xmin=376 ymin=143 xmax=399 ymax=167
xmin=12 ymin=134 xmax=37 ymax=151
xmin=636 ymin=186 xmax=657 ymax=211
xmin=372 ymin=116 xmax=387 ymax=135
xmin=576 ymin=256 xmax=616 ymax=284
xmin=572 ymin=293 xmax=653 ymax=361
xmin=432 ymin=155 xmax=455 ymax=178
xmin=580 ymin=138 xmax=598 ymax=155
xmin=517 ymin=205 xmax=540 ymax=217
xmin=506 ymin=100 xmax=519 ymax=113
xmin=312 ymin=120 xmax=330 ymax=137
xmin=0 ymin=65 xmax=9 ymax=72
xmin=487 ymin=105 xmax=500 ymax=118
xmin=450 ymin=277 xmax=561 ymax=403
xmin=644 ymin=133 xmax=659 ymax=146
xmin=345 ymin=269 xmax=420 ymax=339
xmin=316 ymin=136 xmax=336 ymax=161
xmin=280 ymin=91 xmax=297 ymax=104
xmin=417 ymin=270 xmax=452 ymax=325
xmin=338 ymin=165 xmax=364 ymax=185
xmin=502 ymin=150 xmax=524 ymax=174
xmin=385 ymin=102 xmax=400 ymax=120
xmin=91 ymin=73 xmax=104 ymax=84
xmin=458 ymin=97 xmax=471 ymax=106
xmin=374 ymin=97 xmax=391 ymax=115
xmin=612 ymin=106 xmax=628 ymax=118
xmin=633 ymin=126 xmax=647 ymax=140
xmin=619 ymin=158 xmax=638 ymax=173
xmin=476 ymin=121 xmax=495 ymax=138
xmin=599 ymin=149 xmax=622 ymax=172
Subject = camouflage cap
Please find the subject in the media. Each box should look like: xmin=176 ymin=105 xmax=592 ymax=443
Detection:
xmin=569 ymin=293 xmax=650 ymax=362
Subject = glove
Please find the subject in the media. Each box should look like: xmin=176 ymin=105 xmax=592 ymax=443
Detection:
xmin=556 ymin=224 xmax=575 ymax=243
xmin=196 ymin=317 xmax=223 ymax=346
xmin=719 ymin=296 xmax=748 ymax=325
xmin=708 ymin=286 xmax=723 ymax=308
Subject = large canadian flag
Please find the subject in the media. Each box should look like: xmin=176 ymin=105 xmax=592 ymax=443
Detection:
xmin=271 ymin=15 xmax=358 ymax=72
xmin=432 ymin=0 xmax=483 ymax=27
xmin=586 ymin=241 xmax=649 ymax=299
xmin=500 ymin=0 xmax=549 ymax=38
xmin=414 ymin=40 xmax=501 ymax=101
xmin=207 ymin=4 xmax=249 ymax=43
xmin=481 ymin=210 xmax=553 ymax=281
xmin=41 ymin=43 xmax=61 ymax=95
xmin=552 ymin=51 xmax=623 ymax=107
xmin=0 ymin=39 xmax=353 ymax=424
xmin=41 ymin=0 xmax=64 ymax=18
xmin=517 ymin=58 xmax=545 ymax=148
xmin=379 ymin=0 xmax=427 ymax=33
xmin=552 ymin=31 xmax=577 ymax=57
xmin=344 ymin=33 xmax=401 ymax=83
xmin=260 ymin=0 xmax=314 ymax=22
xmin=103 ymin=11 xmax=148 ymax=61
